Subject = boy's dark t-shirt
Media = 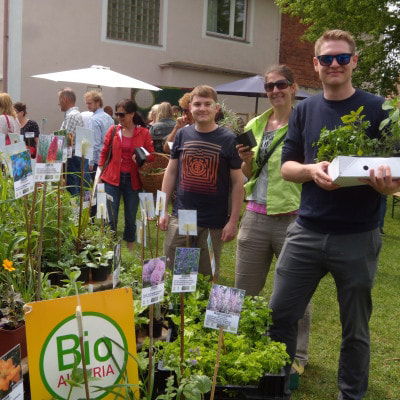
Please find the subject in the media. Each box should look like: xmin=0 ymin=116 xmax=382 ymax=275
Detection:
xmin=282 ymin=89 xmax=387 ymax=234
xmin=171 ymin=125 xmax=241 ymax=229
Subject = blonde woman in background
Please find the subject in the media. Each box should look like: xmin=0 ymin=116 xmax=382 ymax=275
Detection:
xmin=0 ymin=93 xmax=20 ymax=145
xmin=150 ymin=102 xmax=176 ymax=153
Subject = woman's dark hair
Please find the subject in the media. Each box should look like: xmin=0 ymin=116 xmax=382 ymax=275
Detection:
xmin=115 ymin=99 xmax=138 ymax=114
xmin=14 ymin=102 xmax=27 ymax=115
xmin=133 ymin=111 xmax=146 ymax=126
xmin=264 ymin=64 xmax=296 ymax=85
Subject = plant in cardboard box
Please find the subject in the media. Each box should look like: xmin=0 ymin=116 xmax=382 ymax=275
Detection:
xmin=315 ymin=97 xmax=400 ymax=162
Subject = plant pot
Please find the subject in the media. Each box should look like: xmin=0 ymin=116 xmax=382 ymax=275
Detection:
xmin=91 ymin=267 xmax=109 ymax=282
xmin=0 ymin=323 xmax=27 ymax=358
xmin=235 ymin=130 xmax=257 ymax=148
xmin=76 ymin=267 xmax=90 ymax=283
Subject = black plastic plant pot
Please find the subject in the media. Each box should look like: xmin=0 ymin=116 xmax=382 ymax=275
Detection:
xmin=91 ymin=267 xmax=109 ymax=282
xmin=258 ymin=372 xmax=286 ymax=397
xmin=77 ymin=267 xmax=90 ymax=283
xmin=205 ymin=385 xmax=287 ymax=400
xmin=235 ymin=130 xmax=257 ymax=148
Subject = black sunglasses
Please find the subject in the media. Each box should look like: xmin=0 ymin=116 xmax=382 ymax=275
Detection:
xmin=115 ymin=112 xmax=126 ymax=118
xmin=264 ymin=79 xmax=291 ymax=92
xmin=316 ymin=53 xmax=353 ymax=67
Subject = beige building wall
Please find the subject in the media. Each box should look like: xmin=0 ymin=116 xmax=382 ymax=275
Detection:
xmin=6 ymin=0 xmax=280 ymax=131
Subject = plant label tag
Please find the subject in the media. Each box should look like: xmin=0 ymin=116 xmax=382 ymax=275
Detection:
xmin=178 ymin=210 xmax=197 ymax=236
xmin=204 ymin=284 xmax=245 ymax=334
xmin=6 ymin=143 xmax=35 ymax=199
xmin=155 ymin=190 xmax=166 ymax=218
xmin=207 ymin=231 xmax=216 ymax=278
xmin=0 ymin=345 xmax=24 ymax=398
xmin=75 ymin=127 xmax=94 ymax=160
xmin=171 ymin=247 xmax=200 ymax=293
xmin=97 ymin=183 xmax=105 ymax=193
xmin=34 ymin=163 xmax=62 ymax=182
xmin=139 ymin=192 xmax=155 ymax=219
xmin=141 ymin=256 xmax=166 ymax=307
xmin=96 ymin=192 xmax=108 ymax=221
xmin=136 ymin=219 xmax=147 ymax=247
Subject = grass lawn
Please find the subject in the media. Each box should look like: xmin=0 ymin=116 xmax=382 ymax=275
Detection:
xmin=119 ymin=197 xmax=400 ymax=400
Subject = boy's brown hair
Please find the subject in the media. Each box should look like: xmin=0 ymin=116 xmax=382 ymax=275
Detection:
xmin=190 ymin=85 xmax=218 ymax=103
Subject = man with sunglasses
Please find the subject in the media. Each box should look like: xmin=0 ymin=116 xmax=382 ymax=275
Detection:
xmin=268 ymin=30 xmax=400 ymax=400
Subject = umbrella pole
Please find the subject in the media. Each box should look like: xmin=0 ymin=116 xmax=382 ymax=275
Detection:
xmin=255 ymin=95 xmax=259 ymax=115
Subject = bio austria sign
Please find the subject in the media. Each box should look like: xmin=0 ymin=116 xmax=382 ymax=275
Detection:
xmin=25 ymin=288 xmax=138 ymax=400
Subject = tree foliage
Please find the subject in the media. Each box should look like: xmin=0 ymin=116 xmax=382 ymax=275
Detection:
xmin=274 ymin=0 xmax=400 ymax=95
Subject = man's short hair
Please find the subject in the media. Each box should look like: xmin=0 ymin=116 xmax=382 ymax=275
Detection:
xmin=190 ymin=85 xmax=218 ymax=103
xmin=314 ymin=29 xmax=356 ymax=56
xmin=58 ymin=88 xmax=76 ymax=104
xmin=84 ymin=90 xmax=103 ymax=107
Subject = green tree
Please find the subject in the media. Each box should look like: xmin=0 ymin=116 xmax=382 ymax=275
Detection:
xmin=275 ymin=0 xmax=399 ymax=95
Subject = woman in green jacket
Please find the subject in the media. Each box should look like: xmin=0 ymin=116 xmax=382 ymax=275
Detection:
xmin=235 ymin=65 xmax=310 ymax=368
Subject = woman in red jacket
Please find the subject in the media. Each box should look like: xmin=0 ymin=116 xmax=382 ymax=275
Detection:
xmin=99 ymin=99 xmax=154 ymax=251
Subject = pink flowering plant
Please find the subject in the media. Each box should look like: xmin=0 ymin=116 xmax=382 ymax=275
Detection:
xmin=142 ymin=256 xmax=166 ymax=288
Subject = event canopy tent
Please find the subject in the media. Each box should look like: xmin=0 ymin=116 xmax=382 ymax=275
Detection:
xmin=215 ymin=75 xmax=310 ymax=114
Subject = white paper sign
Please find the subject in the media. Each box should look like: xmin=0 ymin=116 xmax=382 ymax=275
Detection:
xmin=6 ymin=143 xmax=34 ymax=199
xmin=139 ymin=192 xmax=155 ymax=219
xmin=136 ymin=219 xmax=147 ymax=247
xmin=204 ymin=284 xmax=245 ymax=334
xmin=75 ymin=126 xmax=95 ymax=160
xmin=34 ymin=163 xmax=62 ymax=182
xmin=155 ymin=190 xmax=167 ymax=218
xmin=24 ymin=132 xmax=35 ymax=139
xmin=178 ymin=209 xmax=197 ymax=236
xmin=96 ymin=192 xmax=108 ymax=220
xmin=171 ymin=247 xmax=200 ymax=293
xmin=207 ymin=231 xmax=216 ymax=278
xmin=141 ymin=256 xmax=166 ymax=307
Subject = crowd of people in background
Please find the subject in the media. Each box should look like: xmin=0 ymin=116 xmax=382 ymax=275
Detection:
xmin=1 ymin=28 xmax=399 ymax=400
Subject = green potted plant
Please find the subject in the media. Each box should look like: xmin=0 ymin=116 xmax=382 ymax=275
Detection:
xmin=314 ymin=98 xmax=400 ymax=186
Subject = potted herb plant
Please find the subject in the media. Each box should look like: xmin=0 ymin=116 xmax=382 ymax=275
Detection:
xmin=314 ymin=97 xmax=400 ymax=186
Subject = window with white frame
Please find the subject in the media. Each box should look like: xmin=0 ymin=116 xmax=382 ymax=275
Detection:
xmin=107 ymin=0 xmax=161 ymax=46
xmin=207 ymin=0 xmax=247 ymax=40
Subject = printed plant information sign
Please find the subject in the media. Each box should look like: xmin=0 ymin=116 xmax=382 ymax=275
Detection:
xmin=0 ymin=345 xmax=23 ymax=400
xmin=141 ymin=256 xmax=166 ymax=307
xmin=35 ymin=135 xmax=64 ymax=182
xmin=139 ymin=192 xmax=155 ymax=219
xmin=204 ymin=284 xmax=245 ymax=334
xmin=6 ymin=142 xmax=34 ymax=199
xmin=178 ymin=209 xmax=197 ymax=236
xmin=155 ymin=190 xmax=166 ymax=218
xmin=172 ymin=247 xmax=201 ymax=293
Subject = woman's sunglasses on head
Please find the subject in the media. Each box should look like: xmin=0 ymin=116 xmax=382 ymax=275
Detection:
xmin=264 ymin=79 xmax=291 ymax=92
xmin=316 ymin=53 xmax=353 ymax=67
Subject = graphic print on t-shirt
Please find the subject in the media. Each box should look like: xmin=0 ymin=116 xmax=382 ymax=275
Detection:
xmin=180 ymin=140 xmax=220 ymax=194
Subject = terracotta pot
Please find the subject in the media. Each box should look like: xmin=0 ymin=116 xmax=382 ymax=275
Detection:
xmin=0 ymin=323 xmax=27 ymax=358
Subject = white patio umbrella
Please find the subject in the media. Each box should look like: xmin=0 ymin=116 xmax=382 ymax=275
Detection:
xmin=31 ymin=65 xmax=161 ymax=91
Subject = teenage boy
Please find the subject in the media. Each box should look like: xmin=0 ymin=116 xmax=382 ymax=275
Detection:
xmin=159 ymin=85 xmax=243 ymax=277
xmin=269 ymin=30 xmax=400 ymax=400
